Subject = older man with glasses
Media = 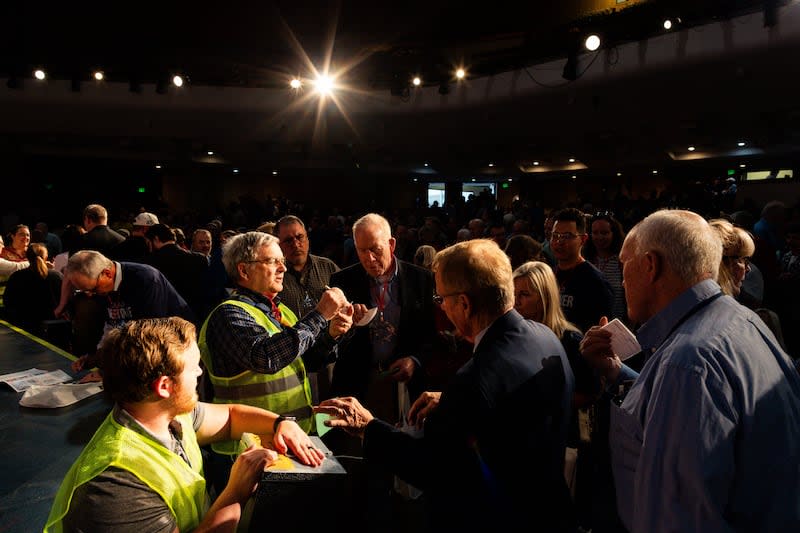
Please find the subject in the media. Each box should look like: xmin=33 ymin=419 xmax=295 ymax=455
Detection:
xmin=55 ymin=249 xmax=196 ymax=381
xmin=198 ymin=231 xmax=353 ymax=489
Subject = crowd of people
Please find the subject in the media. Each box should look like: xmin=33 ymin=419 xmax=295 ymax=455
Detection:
xmin=2 ymin=191 xmax=800 ymax=532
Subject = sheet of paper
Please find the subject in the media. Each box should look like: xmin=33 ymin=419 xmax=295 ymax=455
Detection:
xmin=0 ymin=368 xmax=72 ymax=392
xmin=601 ymin=318 xmax=641 ymax=361
xmin=265 ymin=436 xmax=346 ymax=475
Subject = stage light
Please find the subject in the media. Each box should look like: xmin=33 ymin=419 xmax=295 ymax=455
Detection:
xmin=315 ymin=75 xmax=334 ymax=95
xmin=455 ymin=68 xmax=465 ymax=79
xmin=34 ymin=69 xmax=46 ymax=80
xmin=663 ymin=19 xmax=673 ymax=30
xmin=207 ymin=151 xmax=214 ymax=156
xmin=93 ymin=71 xmax=104 ymax=81
xmin=584 ymin=34 xmax=601 ymax=51
xmin=172 ymin=75 xmax=184 ymax=87
xmin=290 ymin=78 xmax=301 ymax=89
xmin=412 ymin=76 xmax=421 ymax=87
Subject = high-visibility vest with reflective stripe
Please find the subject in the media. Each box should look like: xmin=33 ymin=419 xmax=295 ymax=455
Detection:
xmin=199 ymin=298 xmax=313 ymax=455
xmin=45 ymin=412 xmax=207 ymax=533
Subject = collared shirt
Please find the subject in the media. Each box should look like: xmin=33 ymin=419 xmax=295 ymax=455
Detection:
xmin=278 ymin=254 xmax=340 ymax=318
xmin=204 ymin=286 xmax=336 ymax=377
xmin=610 ymin=278 xmax=800 ymax=533
xmin=368 ymin=258 xmax=400 ymax=364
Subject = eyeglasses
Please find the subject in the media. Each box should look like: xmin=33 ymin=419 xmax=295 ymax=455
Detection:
xmin=245 ymin=257 xmax=286 ymax=267
xmin=550 ymin=232 xmax=585 ymax=242
xmin=79 ymin=272 xmax=104 ymax=296
xmin=432 ymin=292 xmax=462 ymax=305
xmin=594 ymin=211 xmax=615 ymax=218
xmin=280 ymin=234 xmax=307 ymax=246
xmin=723 ymin=255 xmax=751 ymax=266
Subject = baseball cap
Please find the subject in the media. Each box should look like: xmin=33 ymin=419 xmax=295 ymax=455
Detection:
xmin=133 ymin=212 xmax=159 ymax=226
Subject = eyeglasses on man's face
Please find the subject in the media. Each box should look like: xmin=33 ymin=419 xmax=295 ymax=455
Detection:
xmin=280 ymin=234 xmax=307 ymax=246
xmin=79 ymin=272 xmax=104 ymax=296
xmin=432 ymin=292 xmax=462 ymax=305
xmin=550 ymin=232 xmax=585 ymax=242
xmin=245 ymin=257 xmax=286 ymax=267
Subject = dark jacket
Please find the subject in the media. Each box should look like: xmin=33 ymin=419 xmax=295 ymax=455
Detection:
xmin=329 ymin=259 xmax=436 ymax=404
xmin=80 ymin=226 xmax=125 ymax=256
xmin=363 ymin=310 xmax=577 ymax=532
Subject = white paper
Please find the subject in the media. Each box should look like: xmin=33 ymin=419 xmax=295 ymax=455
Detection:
xmin=0 ymin=368 xmax=72 ymax=392
xmin=19 ymin=382 xmax=103 ymax=408
xmin=601 ymin=318 xmax=641 ymax=361
xmin=355 ymin=307 xmax=378 ymax=327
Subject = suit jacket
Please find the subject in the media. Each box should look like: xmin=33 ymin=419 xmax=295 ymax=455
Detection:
xmin=80 ymin=225 xmax=125 ymax=256
xmin=147 ymin=244 xmax=211 ymax=322
xmin=363 ymin=310 xmax=576 ymax=532
xmin=329 ymin=259 xmax=436 ymax=403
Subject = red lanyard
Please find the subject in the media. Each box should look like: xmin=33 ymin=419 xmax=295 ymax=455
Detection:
xmin=375 ymin=279 xmax=389 ymax=312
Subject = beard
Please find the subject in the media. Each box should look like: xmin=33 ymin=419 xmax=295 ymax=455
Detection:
xmin=169 ymin=381 xmax=198 ymax=415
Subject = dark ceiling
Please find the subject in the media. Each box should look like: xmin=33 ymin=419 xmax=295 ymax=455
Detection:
xmin=1 ymin=1 xmax=798 ymax=180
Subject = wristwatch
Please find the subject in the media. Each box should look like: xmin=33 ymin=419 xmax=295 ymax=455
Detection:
xmin=273 ymin=415 xmax=297 ymax=433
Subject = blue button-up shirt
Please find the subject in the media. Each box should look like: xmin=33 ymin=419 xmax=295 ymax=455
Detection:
xmin=611 ymin=279 xmax=800 ymax=532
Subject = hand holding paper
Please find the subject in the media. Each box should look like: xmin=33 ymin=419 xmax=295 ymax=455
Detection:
xmin=600 ymin=318 xmax=641 ymax=361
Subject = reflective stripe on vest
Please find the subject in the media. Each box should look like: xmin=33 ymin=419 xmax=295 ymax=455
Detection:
xmin=198 ymin=298 xmax=313 ymax=455
xmin=45 ymin=412 xmax=207 ymax=533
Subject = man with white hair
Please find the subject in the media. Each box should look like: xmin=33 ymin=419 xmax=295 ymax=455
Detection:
xmin=580 ymin=209 xmax=800 ymax=533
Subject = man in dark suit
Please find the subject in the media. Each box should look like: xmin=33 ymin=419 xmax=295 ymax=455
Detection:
xmin=329 ymin=213 xmax=436 ymax=424
xmin=317 ymin=239 xmax=576 ymax=532
xmin=79 ymin=204 xmax=125 ymax=256
xmin=146 ymin=223 xmax=211 ymax=323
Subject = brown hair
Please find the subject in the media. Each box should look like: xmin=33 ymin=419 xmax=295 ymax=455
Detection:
xmin=99 ymin=317 xmax=196 ymax=404
xmin=25 ymin=243 xmax=49 ymax=279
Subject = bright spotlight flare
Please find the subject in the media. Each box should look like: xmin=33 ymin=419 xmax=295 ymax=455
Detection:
xmin=172 ymin=75 xmax=184 ymax=87
xmin=314 ymin=74 xmax=335 ymax=95
xmin=290 ymin=78 xmax=302 ymax=89
xmin=584 ymin=34 xmax=601 ymax=51
xmin=34 ymin=69 xmax=46 ymax=80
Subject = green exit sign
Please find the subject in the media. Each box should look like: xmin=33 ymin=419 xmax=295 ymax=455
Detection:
xmin=138 ymin=187 xmax=146 ymax=193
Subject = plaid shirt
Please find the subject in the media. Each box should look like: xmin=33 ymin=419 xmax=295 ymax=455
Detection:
xmin=278 ymin=254 xmax=340 ymax=318
xmin=203 ymin=286 xmax=336 ymax=377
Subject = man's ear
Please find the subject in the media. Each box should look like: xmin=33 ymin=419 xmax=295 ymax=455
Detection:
xmin=643 ymin=251 xmax=662 ymax=283
xmin=457 ymin=293 xmax=472 ymax=317
xmin=151 ymin=375 xmax=173 ymax=400
xmin=237 ymin=263 xmax=249 ymax=281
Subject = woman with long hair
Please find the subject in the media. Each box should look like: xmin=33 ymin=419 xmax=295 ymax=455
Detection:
xmin=4 ymin=243 xmax=63 ymax=336
xmin=513 ymin=261 xmax=614 ymax=532
xmin=709 ymin=218 xmax=755 ymax=298
xmin=582 ymin=212 xmax=627 ymax=323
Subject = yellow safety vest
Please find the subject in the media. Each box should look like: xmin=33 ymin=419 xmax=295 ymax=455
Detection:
xmin=45 ymin=412 xmax=207 ymax=533
xmin=199 ymin=298 xmax=313 ymax=455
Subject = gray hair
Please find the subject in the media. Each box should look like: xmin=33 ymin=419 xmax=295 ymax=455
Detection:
xmin=352 ymin=213 xmax=392 ymax=239
xmin=65 ymin=250 xmax=114 ymax=278
xmin=222 ymin=231 xmax=279 ymax=280
xmin=274 ymin=215 xmax=306 ymax=235
xmin=627 ymin=209 xmax=721 ymax=285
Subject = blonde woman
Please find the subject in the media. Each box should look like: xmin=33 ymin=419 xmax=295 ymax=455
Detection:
xmin=413 ymin=244 xmax=436 ymax=270
xmin=513 ymin=260 xmax=607 ymax=531
xmin=709 ymin=218 xmax=755 ymax=298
